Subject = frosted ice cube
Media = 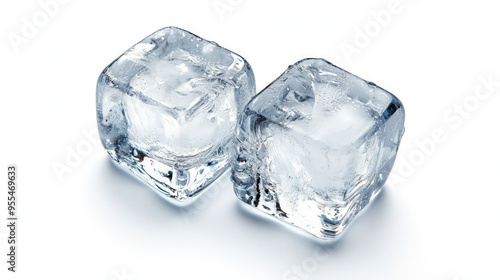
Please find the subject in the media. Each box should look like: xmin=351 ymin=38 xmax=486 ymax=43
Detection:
xmin=97 ymin=27 xmax=255 ymax=202
xmin=232 ymin=58 xmax=404 ymax=238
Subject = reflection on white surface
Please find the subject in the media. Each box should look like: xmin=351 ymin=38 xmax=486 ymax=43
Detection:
xmin=86 ymin=156 xmax=404 ymax=279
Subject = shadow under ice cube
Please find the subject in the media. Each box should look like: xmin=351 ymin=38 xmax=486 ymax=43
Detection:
xmin=96 ymin=27 xmax=255 ymax=202
xmin=232 ymin=58 xmax=404 ymax=239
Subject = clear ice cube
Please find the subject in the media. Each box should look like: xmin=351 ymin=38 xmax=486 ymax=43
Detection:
xmin=96 ymin=27 xmax=255 ymax=202
xmin=232 ymin=58 xmax=404 ymax=239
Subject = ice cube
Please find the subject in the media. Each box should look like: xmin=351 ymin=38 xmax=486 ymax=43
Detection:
xmin=232 ymin=58 xmax=404 ymax=238
xmin=96 ymin=27 xmax=255 ymax=202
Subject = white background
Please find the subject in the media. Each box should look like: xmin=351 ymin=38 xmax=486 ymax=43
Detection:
xmin=1 ymin=0 xmax=499 ymax=279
